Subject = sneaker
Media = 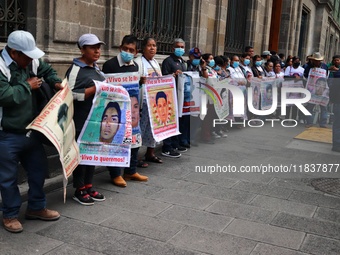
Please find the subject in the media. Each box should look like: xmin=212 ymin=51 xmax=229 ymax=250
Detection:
xmin=180 ymin=143 xmax=191 ymax=148
xmin=3 ymin=218 xmax=23 ymax=233
xmin=87 ymin=187 xmax=105 ymax=202
xmin=212 ymin=131 xmax=221 ymax=139
xmin=175 ymin=146 xmax=188 ymax=153
xmin=161 ymin=150 xmax=181 ymax=158
xmin=25 ymin=208 xmax=60 ymax=221
xmin=216 ymin=130 xmax=228 ymax=138
xmin=72 ymin=189 xmax=94 ymax=206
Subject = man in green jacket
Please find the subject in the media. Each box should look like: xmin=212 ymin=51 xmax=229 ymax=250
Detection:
xmin=0 ymin=30 xmax=63 ymax=233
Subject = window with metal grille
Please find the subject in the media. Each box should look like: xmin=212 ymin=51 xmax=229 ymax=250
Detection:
xmin=0 ymin=0 xmax=26 ymax=42
xmin=224 ymin=0 xmax=248 ymax=57
xmin=131 ymin=0 xmax=186 ymax=55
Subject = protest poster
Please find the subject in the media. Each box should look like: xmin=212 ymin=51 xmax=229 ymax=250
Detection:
xmin=260 ymin=78 xmax=277 ymax=110
xmin=177 ymin=71 xmax=201 ymax=117
xmin=77 ymin=80 xmax=131 ymax=167
xmin=212 ymin=78 xmax=230 ymax=120
xmin=282 ymin=79 xmax=305 ymax=103
xmin=26 ymin=79 xmax=80 ymax=200
xmin=104 ymin=72 xmax=142 ymax=148
xmin=250 ymin=78 xmax=261 ymax=110
xmin=306 ymin=68 xmax=329 ymax=106
xmin=145 ymin=75 xmax=180 ymax=142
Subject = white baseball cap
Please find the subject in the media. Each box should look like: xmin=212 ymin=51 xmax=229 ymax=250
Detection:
xmin=78 ymin=34 xmax=105 ymax=47
xmin=7 ymin=30 xmax=45 ymax=59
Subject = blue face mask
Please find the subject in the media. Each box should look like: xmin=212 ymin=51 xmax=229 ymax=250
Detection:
xmin=214 ymin=66 xmax=221 ymax=71
xmin=174 ymin=48 xmax=185 ymax=57
xmin=232 ymin=61 xmax=240 ymax=68
xmin=192 ymin=59 xmax=200 ymax=66
xmin=244 ymin=59 xmax=251 ymax=66
xmin=121 ymin=51 xmax=134 ymax=63
xmin=227 ymin=63 xmax=230 ymax=68
xmin=255 ymin=61 xmax=262 ymax=67
xmin=208 ymin=60 xmax=215 ymax=67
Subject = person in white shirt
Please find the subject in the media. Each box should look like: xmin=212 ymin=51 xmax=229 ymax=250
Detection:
xmin=239 ymin=53 xmax=253 ymax=81
xmin=227 ymin=55 xmax=247 ymax=86
xmin=284 ymin=56 xmax=304 ymax=78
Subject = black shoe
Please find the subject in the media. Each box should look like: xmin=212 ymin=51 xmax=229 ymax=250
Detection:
xmin=161 ymin=150 xmax=181 ymax=158
xmin=175 ymin=146 xmax=188 ymax=152
xmin=87 ymin=187 xmax=105 ymax=202
xmin=73 ymin=189 xmax=94 ymax=205
xmin=180 ymin=143 xmax=191 ymax=149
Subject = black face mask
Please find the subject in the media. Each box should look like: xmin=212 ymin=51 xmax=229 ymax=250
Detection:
xmin=293 ymin=63 xmax=300 ymax=68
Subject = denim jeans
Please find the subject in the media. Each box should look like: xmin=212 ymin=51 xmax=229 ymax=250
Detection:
xmin=0 ymin=131 xmax=47 ymax=218
xmin=332 ymin=104 xmax=340 ymax=150
xmin=305 ymin=103 xmax=328 ymax=126
xmin=108 ymin=147 xmax=139 ymax=178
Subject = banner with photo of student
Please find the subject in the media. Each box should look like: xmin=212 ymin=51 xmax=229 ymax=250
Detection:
xmin=177 ymin=71 xmax=201 ymax=117
xmin=77 ymin=80 xmax=132 ymax=167
xmin=306 ymin=68 xmax=329 ymax=106
xmin=212 ymin=78 xmax=230 ymax=120
xmin=104 ymin=72 xmax=141 ymax=148
xmin=26 ymin=79 xmax=80 ymax=201
xmin=145 ymin=75 xmax=180 ymax=142
xmin=250 ymin=78 xmax=261 ymax=110
xmin=282 ymin=78 xmax=305 ymax=104
xmin=260 ymin=78 xmax=277 ymax=110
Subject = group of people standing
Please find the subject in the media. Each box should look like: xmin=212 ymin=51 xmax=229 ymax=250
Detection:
xmin=1 ymin=29 xmax=339 ymax=234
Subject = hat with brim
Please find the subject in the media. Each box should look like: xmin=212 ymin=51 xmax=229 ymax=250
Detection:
xmin=262 ymin=50 xmax=272 ymax=56
xmin=78 ymin=33 xmax=105 ymax=47
xmin=7 ymin=30 xmax=45 ymax=59
xmin=309 ymin=52 xmax=324 ymax=61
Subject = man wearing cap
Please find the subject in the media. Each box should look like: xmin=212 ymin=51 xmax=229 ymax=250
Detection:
xmin=65 ymin=33 xmax=106 ymax=205
xmin=261 ymin=51 xmax=272 ymax=65
xmin=102 ymin=34 xmax=149 ymax=187
xmin=303 ymin=52 xmax=329 ymax=128
xmin=0 ymin=30 xmax=63 ymax=233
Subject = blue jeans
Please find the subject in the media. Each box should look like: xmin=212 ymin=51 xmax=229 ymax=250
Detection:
xmin=0 ymin=131 xmax=47 ymax=218
xmin=108 ymin=147 xmax=139 ymax=178
xmin=305 ymin=103 xmax=328 ymax=126
xmin=332 ymin=104 xmax=340 ymax=150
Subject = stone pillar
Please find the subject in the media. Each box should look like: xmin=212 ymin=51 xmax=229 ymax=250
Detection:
xmin=110 ymin=0 xmax=133 ymax=49
xmin=213 ymin=0 xmax=228 ymax=55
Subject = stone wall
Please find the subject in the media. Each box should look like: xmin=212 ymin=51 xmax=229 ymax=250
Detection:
xmin=0 ymin=0 xmax=336 ymax=72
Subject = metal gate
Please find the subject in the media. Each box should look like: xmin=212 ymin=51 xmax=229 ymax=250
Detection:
xmin=131 ymin=0 xmax=186 ymax=55
xmin=224 ymin=0 xmax=248 ymax=57
xmin=0 ymin=0 xmax=26 ymax=42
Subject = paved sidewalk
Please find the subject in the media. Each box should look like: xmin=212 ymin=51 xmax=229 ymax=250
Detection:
xmin=1 ymin=123 xmax=340 ymax=255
